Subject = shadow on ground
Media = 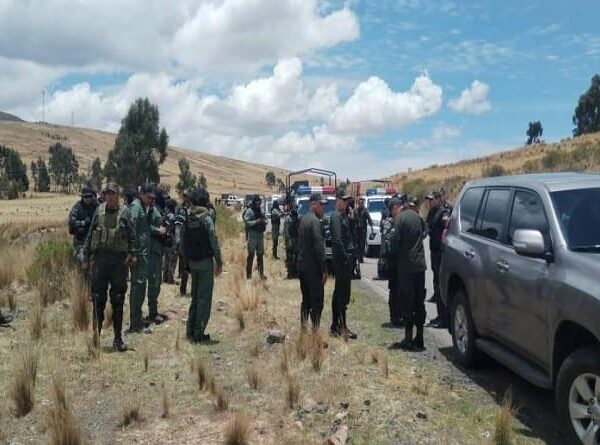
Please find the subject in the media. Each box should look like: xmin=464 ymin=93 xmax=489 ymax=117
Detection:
xmin=439 ymin=347 xmax=567 ymax=445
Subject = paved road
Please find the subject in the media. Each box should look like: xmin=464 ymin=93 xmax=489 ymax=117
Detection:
xmin=358 ymin=250 xmax=566 ymax=444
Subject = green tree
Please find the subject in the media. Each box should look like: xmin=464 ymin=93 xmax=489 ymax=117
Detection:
xmin=176 ymin=158 xmax=197 ymax=194
xmin=30 ymin=160 xmax=37 ymax=191
xmin=105 ymin=98 xmax=168 ymax=188
xmin=198 ymin=173 xmax=207 ymax=189
xmin=265 ymin=171 xmax=276 ymax=187
xmin=48 ymin=143 xmax=79 ymax=193
xmin=36 ymin=158 xmax=51 ymax=192
xmin=0 ymin=145 xmax=29 ymax=199
xmin=573 ymin=74 xmax=600 ymax=136
xmin=526 ymin=121 xmax=543 ymax=145
xmin=90 ymin=157 xmax=103 ymax=191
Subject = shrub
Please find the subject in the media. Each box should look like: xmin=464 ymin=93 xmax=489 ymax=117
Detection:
xmin=27 ymin=238 xmax=75 ymax=306
xmin=482 ymin=164 xmax=506 ymax=178
xmin=216 ymin=206 xmax=243 ymax=241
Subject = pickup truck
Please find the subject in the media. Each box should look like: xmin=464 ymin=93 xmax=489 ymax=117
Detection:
xmin=223 ymin=195 xmax=243 ymax=207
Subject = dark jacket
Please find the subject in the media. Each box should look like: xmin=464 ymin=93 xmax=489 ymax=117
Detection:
xmin=392 ymin=208 xmax=427 ymax=273
xmin=330 ymin=209 xmax=354 ymax=267
xmin=426 ymin=202 xmax=452 ymax=252
xmin=69 ymin=200 xmax=98 ymax=245
xmin=181 ymin=205 xmax=222 ymax=269
xmin=297 ymin=210 xmax=326 ymax=274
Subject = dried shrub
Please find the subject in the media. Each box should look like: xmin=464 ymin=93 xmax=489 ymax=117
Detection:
xmin=224 ymin=412 xmax=251 ymax=445
xmin=246 ymin=363 xmax=263 ymax=390
xmin=68 ymin=271 xmax=89 ymax=332
xmin=47 ymin=375 xmax=83 ymax=445
xmin=11 ymin=346 xmax=39 ymax=417
xmin=493 ymin=391 xmax=514 ymax=445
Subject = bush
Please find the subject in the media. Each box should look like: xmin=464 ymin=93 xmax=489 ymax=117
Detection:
xmin=216 ymin=206 xmax=243 ymax=241
xmin=27 ymin=238 xmax=75 ymax=306
xmin=541 ymin=150 xmax=565 ymax=171
xmin=482 ymin=164 xmax=506 ymax=178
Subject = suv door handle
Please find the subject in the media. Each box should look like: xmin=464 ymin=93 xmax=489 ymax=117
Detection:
xmin=464 ymin=249 xmax=475 ymax=259
xmin=495 ymin=260 xmax=509 ymax=272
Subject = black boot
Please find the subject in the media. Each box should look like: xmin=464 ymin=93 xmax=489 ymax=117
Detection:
xmin=389 ymin=324 xmax=414 ymax=350
xmin=413 ymin=325 xmax=425 ymax=351
xmin=0 ymin=310 xmax=12 ymax=326
xmin=112 ymin=304 xmax=127 ymax=352
xmin=257 ymin=255 xmax=267 ymax=280
xmin=246 ymin=254 xmax=253 ymax=279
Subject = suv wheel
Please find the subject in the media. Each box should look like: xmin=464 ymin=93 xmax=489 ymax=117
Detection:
xmin=450 ymin=289 xmax=478 ymax=368
xmin=556 ymin=346 xmax=600 ymax=445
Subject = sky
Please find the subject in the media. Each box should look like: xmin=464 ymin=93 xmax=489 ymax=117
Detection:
xmin=1 ymin=0 xmax=599 ymax=180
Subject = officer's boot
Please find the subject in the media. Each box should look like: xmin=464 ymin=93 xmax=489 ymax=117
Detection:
xmin=246 ymin=254 xmax=254 ymax=280
xmin=257 ymin=255 xmax=267 ymax=280
xmin=112 ymin=303 xmax=127 ymax=352
xmin=413 ymin=325 xmax=425 ymax=351
xmin=399 ymin=323 xmax=414 ymax=350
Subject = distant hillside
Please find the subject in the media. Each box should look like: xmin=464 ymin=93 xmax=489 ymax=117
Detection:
xmin=389 ymin=132 xmax=600 ymax=201
xmin=0 ymin=121 xmax=295 ymax=196
xmin=0 ymin=111 xmax=24 ymax=122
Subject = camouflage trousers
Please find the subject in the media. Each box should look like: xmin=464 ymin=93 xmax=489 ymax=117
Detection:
xmin=163 ymin=244 xmax=178 ymax=283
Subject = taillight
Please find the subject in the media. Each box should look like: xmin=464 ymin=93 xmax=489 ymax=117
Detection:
xmin=441 ymin=217 xmax=452 ymax=243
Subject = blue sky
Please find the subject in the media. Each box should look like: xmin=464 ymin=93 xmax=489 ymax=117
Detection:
xmin=1 ymin=0 xmax=599 ymax=179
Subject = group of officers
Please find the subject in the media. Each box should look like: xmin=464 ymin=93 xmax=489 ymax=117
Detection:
xmin=65 ymin=183 xmax=221 ymax=351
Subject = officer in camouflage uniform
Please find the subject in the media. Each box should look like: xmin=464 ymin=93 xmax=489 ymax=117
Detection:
xmin=379 ymin=198 xmax=402 ymax=327
xmin=284 ymin=205 xmax=299 ymax=279
xmin=147 ymin=188 xmax=169 ymax=324
xmin=83 ymin=183 xmax=137 ymax=351
xmin=175 ymin=191 xmax=191 ymax=295
xmin=243 ymin=195 xmax=267 ymax=280
xmin=270 ymin=200 xmax=282 ymax=259
xmin=129 ymin=184 xmax=167 ymax=333
xmin=69 ymin=186 xmax=98 ymax=274
xmin=181 ymin=187 xmax=223 ymax=343
xmin=162 ymin=199 xmax=178 ymax=284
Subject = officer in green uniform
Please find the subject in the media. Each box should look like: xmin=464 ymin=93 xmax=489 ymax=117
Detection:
xmin=243 ymin=195 xmax=267 ymax=280
xmin=388 ymin=195 xmax=428 ymax=352
xmin=147 ymin=188 xmax=167 ymax=324
xmin=181 ymin=187 xmax=223 ymax=343
xmin=270 ymin=200 xmax=282 ymax=259
xmin=284 ymin=205 xmax=299 ymax=279
xmin=83 ymin=183 xmax=137 ymax=351
xmin=129 ymin=184 xmax=167 ymax=333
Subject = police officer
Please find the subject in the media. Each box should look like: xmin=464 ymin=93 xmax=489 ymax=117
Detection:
xmin=425 ymin=187 xmax=452 ymax=329
xmin=147 ymin=187 xmax=168 ymax=325
xmin=379 ymin=198 xmax=402 ymax=327
xmin=129 ymin=184 xmax=166 ymax=333
xmin=270 ymin=200 xmax=282 ymax=259
xmin=297 ymin=192 xmax=328 ymax=331
xmin=69 ymin=186 xmax=98 ymax=274
xmin=175 ymin=190 xmax=192 ymax=295
xmin=284 ymin=204 xmax=299 ymax=279
xmin=355 ymin=197 xmax=373 ymax=263
xmin=83 ymin=183 xmax=137 ymax=351
xmin=162 ymin=199 xmax=178 ymax=284
xmin=181 ymin=187 xmax=223 ymax=343
xmin=389 ymin=195 xmax=427 ymax=352
xmin=243 ymin=195 xmax=267 ymax=280
xmin=330 ymin=188 xmax=357 ymax=339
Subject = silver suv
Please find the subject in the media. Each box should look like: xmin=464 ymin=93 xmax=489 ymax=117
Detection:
xmin=440 ymin=173 xmax=600 ymax=444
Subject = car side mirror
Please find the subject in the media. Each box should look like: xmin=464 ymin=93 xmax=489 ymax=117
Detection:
xmin=512 ymin=229 xmax=546 ymax=258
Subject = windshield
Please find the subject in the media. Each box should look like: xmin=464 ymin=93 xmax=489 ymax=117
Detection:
xmin=368 ymin=199 xmax=385 ymax=213
xmin=297 ymin=198 xmax=336 ymax=217
xmin=551 ymin=188 xmax=600 ymax=250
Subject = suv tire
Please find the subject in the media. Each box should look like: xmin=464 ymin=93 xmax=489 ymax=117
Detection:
xmin=556 ymin=346 xmax=600 ymax=445
xmin=450 ymin=289 xmax=479 ymax=368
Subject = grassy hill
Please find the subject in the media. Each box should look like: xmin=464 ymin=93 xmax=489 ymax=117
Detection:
xmin=0 ymin=121 xmax=293 ymax=196
xmin=390 ymin=132 xmax=600 ymax=201
xmin=0 ymin=111 xmax=24 ymax=122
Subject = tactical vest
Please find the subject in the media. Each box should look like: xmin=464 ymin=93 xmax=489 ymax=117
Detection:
xmin=271 ymin=208 xmax=282 ymax=226
xmin=185 ymin=212 xmax=213 ymax=261
xmin=90 ymin=204 xmax=129 ymax=253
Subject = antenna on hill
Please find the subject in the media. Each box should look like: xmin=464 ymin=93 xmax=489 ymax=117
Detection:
xmin=42 ymin=90 xmax=45 ymax=123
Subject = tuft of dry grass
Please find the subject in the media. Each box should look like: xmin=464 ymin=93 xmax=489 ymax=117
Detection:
xmin=161 ymin=383 xmax=171 ymax=419
xmin=195 ymin=356 xmax=208 ymax=391
xmin=246 ymin=363 xmax=263 ymax=390
xmin=11 ymin=346 xmax=39 ymax=417
xmin=353 ymin=346 xmax=366 ymax=365
xmin=249 ymin=343 xmax=261 ymax=358
xmin=6 ymin=289 xmax=17 ymax=312
xmin=224 ymin=412 xmax=251 ymax=445
xmin=310 ymin=336 xmax=325 ymax=373
xmin=30 ymin=302 xmax=43 ymax=341
xmin=212 ymin=383 xmax=229 ymax=412
xmin=236 ymin=307 xmax=245 ymax=332
xmin=47 ymin=374 xmax=83 ymax=445
xmin=103 ymin=303 xmax=113 ymax=329
xmin=371 ymin=349 xmax=389 ymax=378
xmin=295 ymin=331 xmax=311 ymax=362
xmin=285 ymin=375 xmax=300 ymax=410
xmin=122 ymin=399 xmax=143 ymax=427
xmin=279 ymin=346 xmax=291 ymax=376
xmin=411 ymin=377 xmax=431 ymax=396
xmin=175 ymin=323 xmax=181 ymax=352
xmin=68 ymin=271 xmax=90 ymax=332
xmin=493 ymin=391 xmax=515 ymax=445
xmin=142 ymin=347 xmax=149 ymax=372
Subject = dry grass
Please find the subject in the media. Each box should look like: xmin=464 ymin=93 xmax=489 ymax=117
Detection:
xmin=353 ymin=346 xmax=366 ymax=365
xmin=224 ymin=412 xmax=251 ymax=445
xmin=30 ymin=302 xmax=43 ymax=341
xmin=285 ymin=375 xmax=300 ymax=410
xmin=212 ymin=382 xmax=229 ymax=412
xmin=310 ymin=335 xmax=325 ymax=373
xmin=371 ymin=348 xmax=389 ymax=377
xmin=47 ymin=374 xmax=82 ymax=445
xmin=122 ymin=399 xmax=143 ymax=427
xmin=103 ymin=304 xmax=113 ymax=329
xmin=295 ymin=331 xmax=311 ymax=362
xmin=142 ymin=347 xmax=149 ymax=372
xmin=236 ymin=307 xmax=245 ymax=332
xmin=195 ymin=356 xmax=208 ymax=391
xmin=493 ymin=392 xmax=515 ymax=445
xmin=86 ymin=330 xmax=100 ymax=360
xmin=11 ymin=346 xmax=39 ymax=417
xmin=279 ymin=345 xmax=292 ymax=376
xmin=246 ymin=363 xmax=263 ymax=390
xmin=68 ymin=271 xmax=90 ymax=332
xmin=161 ymin=383 xmax=171 ymax=419
xmin=175 ymin=323 xmax=181 ymax=352
xmin=412 ymin=377 xmax=432 ymax=396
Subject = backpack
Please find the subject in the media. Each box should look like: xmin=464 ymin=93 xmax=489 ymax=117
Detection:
xmin=185 ymin=211 xmax=212 ymax=261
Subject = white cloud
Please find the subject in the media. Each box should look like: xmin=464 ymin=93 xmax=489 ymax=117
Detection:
xmin=448 ymin=80 xmax=491 ymax=115
xmin=308 ymin=84 xmax=340 ymax=120
xmin=432 ymin=123 xmax=461 ymax=140
xmin=330 ymin=75 xmax=443 ymax=134
xmin=0 ymin=0 xmax=359 ymax=74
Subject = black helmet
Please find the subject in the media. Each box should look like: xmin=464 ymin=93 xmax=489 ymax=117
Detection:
xmin=191 ymin=187 xmax=210 ymax=207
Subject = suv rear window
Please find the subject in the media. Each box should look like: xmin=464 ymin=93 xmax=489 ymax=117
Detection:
xmin=459 ymin=187 xmax=484 ymax=233
xmin=509 ymin=190 xmax=550 ymax=245
xmin=476 ymin=189 xmax=511 ymax=241
xmin=552 ymin=187 xmax=600 ymax=249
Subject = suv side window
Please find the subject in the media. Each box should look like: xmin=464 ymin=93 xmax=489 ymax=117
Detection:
xmin=459 ymin=187 xmax=485 ymax=233
xmin=476 ymin=189 xmax=511 ymax=241
xmin=509 ymin=190 xmax=550 ymax=246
